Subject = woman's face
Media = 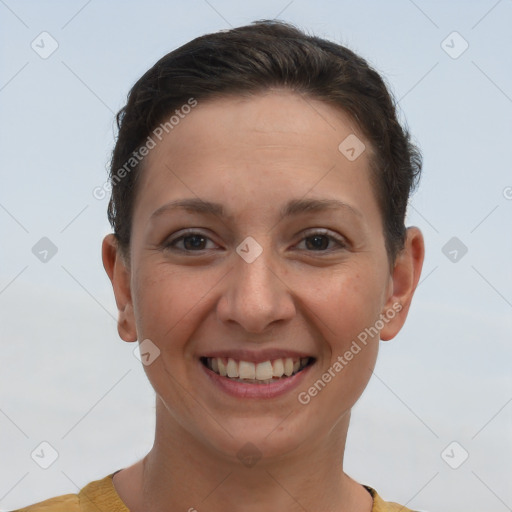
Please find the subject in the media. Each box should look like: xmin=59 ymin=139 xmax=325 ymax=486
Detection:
xmin=107 ymin=90 xmax=413 ymax=461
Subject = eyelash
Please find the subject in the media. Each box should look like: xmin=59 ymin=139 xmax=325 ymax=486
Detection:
xmin=164 ymin=229 xmax=347 ymax=254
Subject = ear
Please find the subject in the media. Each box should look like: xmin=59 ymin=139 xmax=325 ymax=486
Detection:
xmin=380 ymin=227 xmax=425 ymax=341
xmin=102 ymin=234 xmax=138 ymax=342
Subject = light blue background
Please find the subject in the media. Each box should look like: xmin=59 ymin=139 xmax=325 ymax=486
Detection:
xmin=1 ymin=1 xmax=511 ymax=511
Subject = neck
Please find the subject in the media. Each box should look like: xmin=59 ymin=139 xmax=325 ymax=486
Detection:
xmin=116 ymin=399 xmax=372 ymax=512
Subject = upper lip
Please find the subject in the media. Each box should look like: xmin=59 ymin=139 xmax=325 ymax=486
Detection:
xmin=199 ymin=349 xmax=315 ymax=364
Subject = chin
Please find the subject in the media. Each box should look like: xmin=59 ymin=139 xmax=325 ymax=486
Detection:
xmin=194 ymin=412 xmax=315 ymax=464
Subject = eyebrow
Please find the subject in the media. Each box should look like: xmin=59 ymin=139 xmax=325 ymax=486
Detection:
xmin=149 ymin=197 xmax=362 ymax=221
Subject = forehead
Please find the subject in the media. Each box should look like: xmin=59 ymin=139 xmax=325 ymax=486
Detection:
xmin=148 ymin=91 xmax=365 ymax=164
xmin=132 ymin=90 xmax=378 ymax=223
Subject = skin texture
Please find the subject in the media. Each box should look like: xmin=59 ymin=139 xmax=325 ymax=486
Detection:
xmin=102 ymin=90 xmax=424 ymax=512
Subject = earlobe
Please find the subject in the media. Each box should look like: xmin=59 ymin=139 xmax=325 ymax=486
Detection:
xmin=102 ymin=234 xmax=138 ymax=343
xmin=380 ymin=227 xmax=425 ymax=341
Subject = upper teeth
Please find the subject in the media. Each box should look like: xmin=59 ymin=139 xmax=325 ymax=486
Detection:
xmin=205 ymin=357 xmax=310 ymax=381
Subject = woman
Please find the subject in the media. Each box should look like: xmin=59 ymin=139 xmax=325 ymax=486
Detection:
xmin=15 ymin=20 xmax=425 ymax=512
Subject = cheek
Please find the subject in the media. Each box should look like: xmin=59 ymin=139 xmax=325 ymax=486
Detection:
xmin=299 ymin=270 xmax=383 ymax=413
xmin=130 ymin=264 xmax=213 ymax=400
xmin=300 ymin=266 xmax=387 ymax=346
xmin=131 ymin=262 xmax=222 ymax=348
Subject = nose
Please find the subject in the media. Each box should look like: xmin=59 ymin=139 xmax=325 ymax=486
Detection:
xmin=216 ymin=245 xmax=296 ymax=334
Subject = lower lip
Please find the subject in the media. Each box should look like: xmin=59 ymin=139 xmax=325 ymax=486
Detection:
xmin=200 ymin=360 xmax=314 ymax=399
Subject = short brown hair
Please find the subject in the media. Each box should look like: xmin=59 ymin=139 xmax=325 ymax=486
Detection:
xmin=107 ymin=20 xmax=422 ymax=261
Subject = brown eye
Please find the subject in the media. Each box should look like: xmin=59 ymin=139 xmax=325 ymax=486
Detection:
xmin=182 ymin=234 xmax=208 ymax=250
xmin=165 ymin=231 xmax=218 ymax=252
xmin=305 ymin=235 xmax=330 ymax=251
xmin=296 ymin=230 xmax=347 ymax=252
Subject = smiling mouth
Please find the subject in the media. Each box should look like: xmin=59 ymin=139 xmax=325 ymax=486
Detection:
xmin=200 ymin=356 xmax=315 ymax=384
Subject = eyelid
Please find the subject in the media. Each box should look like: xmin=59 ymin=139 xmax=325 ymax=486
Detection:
xmin=295 ymin=228 xmax=348 ymax=250
xmin=164 ymin=229 xmax=221 ymax=251
xmin=163 ymin=228 xmax=348 ymax=253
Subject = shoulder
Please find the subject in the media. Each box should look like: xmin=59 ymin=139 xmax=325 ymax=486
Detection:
xmin=9 ymin=494 xmax=79 ymax=512
xmin=364 ymin=485 xmax=416 ymax=512
xmin=9 ymin=472 xmax=125 ymax=512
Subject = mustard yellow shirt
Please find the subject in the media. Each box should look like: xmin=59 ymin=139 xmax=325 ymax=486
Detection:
xmin=11 ymin=473 xmax=414 ymax=512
